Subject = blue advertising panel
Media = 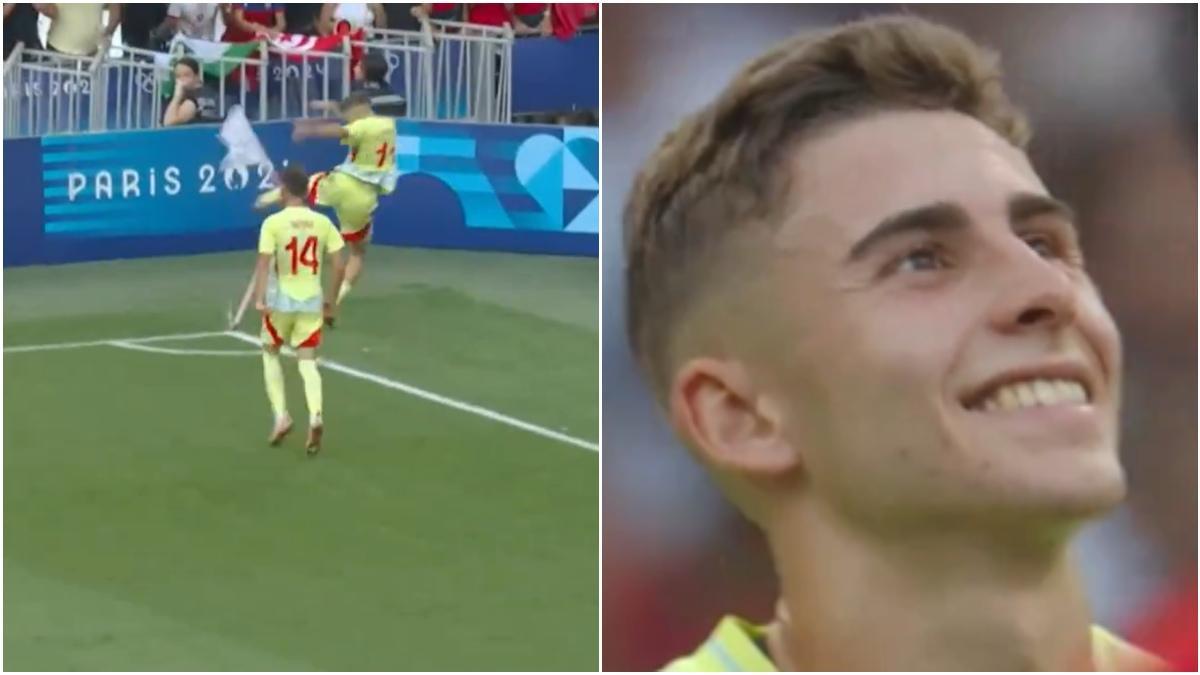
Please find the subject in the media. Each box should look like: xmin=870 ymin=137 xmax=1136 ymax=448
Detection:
xmin=380 ymin=121 xmax=597 ymax=254
xmin=511 ymin=33 xmax=598 ymax=114
xmin=5 ymin=118 xmax=597 ymax=266
xmin=3 ymin=137 xmax=45 ymax=266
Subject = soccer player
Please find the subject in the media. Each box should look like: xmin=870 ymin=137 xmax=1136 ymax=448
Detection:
xmin=622 ymin=16 xmax=1166 ymax=671
xmin=254 ymin=164 xmax=347 ymax=455
xmin=258 ymin=91 xmax=399 ymax=314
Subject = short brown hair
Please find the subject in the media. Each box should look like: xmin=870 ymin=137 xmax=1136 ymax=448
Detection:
xmin=174 ymin=56 xmax=201 ymax=76
xmin=624 ymin=15 xmax=1031 ymax=394
xmin=280 ymin=164 xmax=310 ymax=199
xmin=340 ymin=91 xmax=373 ymax=111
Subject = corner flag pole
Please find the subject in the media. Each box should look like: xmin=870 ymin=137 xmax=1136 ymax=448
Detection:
xmin=218 ymin=105 xmax=275 ymax=331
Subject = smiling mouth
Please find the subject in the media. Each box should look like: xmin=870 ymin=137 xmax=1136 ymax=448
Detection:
xmin=965 ymin=377 xmax=1092 ymax=413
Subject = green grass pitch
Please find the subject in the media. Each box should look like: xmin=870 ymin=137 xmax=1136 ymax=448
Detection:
xmin=4 ymin=247 xmax=598 ymax=671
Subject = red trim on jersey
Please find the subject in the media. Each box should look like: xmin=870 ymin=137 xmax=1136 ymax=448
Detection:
xmin=298 ymin=327 xmax=322 ymax=348
xmin=263 ymin=314 xmax=284 ymax=347
xmin=342 ymin=220 xmax=371 ymax=243
xmin=306 ymin=171 xmax=328 ymax=206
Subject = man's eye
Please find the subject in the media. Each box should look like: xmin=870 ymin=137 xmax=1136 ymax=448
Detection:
xmin=1022 ymin=233 xmax=1058 ymax=259
xmin=892 ymin=245 xmax=949 ymax=274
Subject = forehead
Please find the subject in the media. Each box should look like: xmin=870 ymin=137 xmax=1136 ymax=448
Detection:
xmin=780 ymin=110 xmax=1047 ymax=250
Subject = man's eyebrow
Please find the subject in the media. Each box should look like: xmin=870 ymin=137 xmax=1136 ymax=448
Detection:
xmin=1008 ymin=192 xmax=1076 ymax=226
xmin=845 ymin=202 xmax=969 ymax=263
xmin=844 ymin=193 xmax=1080 ymax=264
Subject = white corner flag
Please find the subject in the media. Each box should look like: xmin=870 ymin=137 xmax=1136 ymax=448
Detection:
xmin=218 ymin=105 xmax=275 ymax=187
xmin=219 ymin=104 xmax=275 ymax=330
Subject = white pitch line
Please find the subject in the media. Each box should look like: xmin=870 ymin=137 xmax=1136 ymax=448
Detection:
xmin=110 ymin=341 xmax=260 ymax=357
xmin=224 ymin=330 xmax=599 ymax=453
xmin=3 ymin=331 xmax=230 ymax=354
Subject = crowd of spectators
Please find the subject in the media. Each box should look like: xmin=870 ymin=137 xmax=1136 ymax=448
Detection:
xmin=4 ymin=3 xmax=598 ymax=129
xmin=3 ymin=3 xmax=599 ymax=61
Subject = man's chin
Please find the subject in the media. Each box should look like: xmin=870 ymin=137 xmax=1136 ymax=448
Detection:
xmin=993 ymin=456 xmax=1128 ymax=523
xmin=941 ymin=442 xmax=1128 ymax=529
xmin=1030 ymin=480 xmax=1126 ymax=522
xmin=959 ymin=419 xmax=1126 ymax=513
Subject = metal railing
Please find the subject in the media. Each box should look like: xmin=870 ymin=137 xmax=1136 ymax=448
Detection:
xmin=427 ymin=19 xmax=513 ymax=123
xmin=2 ymin=20 xmax=517 ymax=138
xmin=97 ymin=44 xmax=169 ymax=131
xmin=356 ymin=26 xmax=436 ymax=119
xmin=263 ymin=37 xmax=352 ymax=120
xmin=178 ymin=41 xmax=268 ymax=123
xmin=4 ymin=43 xmax=106 ymax=137
xmin=2 ymin=43 xmax=24 ymax=138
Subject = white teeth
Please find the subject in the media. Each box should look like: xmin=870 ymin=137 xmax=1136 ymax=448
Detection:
xmin=998 ymin=386 xmax=1019 ymax=411
xmin=1033 ymin=380 xmax=1056 ymax=405
xmin=975 ymin=378 xmax=1089 ymax=412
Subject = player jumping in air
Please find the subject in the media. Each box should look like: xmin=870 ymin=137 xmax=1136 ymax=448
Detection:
xmin=624 ymin=15 xmax=1166 ymax=671
xmin=257 ymin=91 xmax=398 ymax=315
xmin=254 ymin=165 xmax=347 ymax=455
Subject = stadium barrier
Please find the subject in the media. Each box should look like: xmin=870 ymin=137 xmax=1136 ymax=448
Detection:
xmin=356 ymin=26 xmax=437 ymax=120
xmin=2 ymin=43 xmax=24 ymax=136
xmin=100 ymin=43 xmax=270 ymax=131
xmin=262 ymin=38 xmax=353 ymax=120
xmin=3 ymin=118 xmax=598 ymax=266
xmin=2 ymin=27 xmax=598 ymax=137
xmin=2 ymin=21 xmax=526 ymax=138
xmin=427 ymin=19 xmax=513 ymax=124
xmin=4 ymin=44 xmax=106 ymax=137
xmin=96 ymin=44 xmax=170 ymax=132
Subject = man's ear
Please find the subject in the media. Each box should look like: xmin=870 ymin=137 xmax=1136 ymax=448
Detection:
xmin=669 ymin=357 xmax=799 ymax=477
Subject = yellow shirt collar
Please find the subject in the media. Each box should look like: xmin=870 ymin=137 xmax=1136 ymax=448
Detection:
xmin=664 ymin=615 xmax=1166 ymax=671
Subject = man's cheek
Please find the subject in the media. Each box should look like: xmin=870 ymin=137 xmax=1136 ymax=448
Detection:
xmin=1078 ymin=292 xmax=1122 ymax=377
xmin=868 ymin=312 xmax=955 ymax=375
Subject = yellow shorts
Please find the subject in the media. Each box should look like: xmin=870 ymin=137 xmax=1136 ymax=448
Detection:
xmin=308 ymin=170 xmax=378 ymax=244
xmin=261 ymin=311 xmax=323 ymax=350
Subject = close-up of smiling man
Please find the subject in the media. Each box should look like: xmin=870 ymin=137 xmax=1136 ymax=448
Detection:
xmin=621 ymin=14 xmax=1171 ymax=672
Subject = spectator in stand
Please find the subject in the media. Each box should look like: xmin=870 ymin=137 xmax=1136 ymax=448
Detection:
xmin=547 ymin=3 xmax=597 ymax=39
xmin=311 ymin=51 xmax=404 ymax=117
xmin=353 ymin=50 xmax=403 ymax=115
xmin=34 ymin=3 xmax=119 ymax=56
xmin=4 ymin=3 xmax=43 ymax=57
xmin=154 ymin=2 xmax=220 ymax=41
xmin=465 ymin=3 xmax=513 ymax=29
xmin=119 ymin=3 xmax=167 ymax=52
xmin=283 ymin=3 xmax=319 ymax=36
xmin=163 ymin=56 xmax=222 ymax=126
xmin=411 ymin=3 xmax=462 ymax=24
xmin=580 ymin=4 xmax=598 ymax=30
xmin=511 ymin=3 xmax=546 ymax=35
xmin=385 ymin=3 xmax=421 ymax=32
xmin=318 ymin=3 xmax=385 ymax=36
xmin=221 ymin=2 xmax=284 ymax=41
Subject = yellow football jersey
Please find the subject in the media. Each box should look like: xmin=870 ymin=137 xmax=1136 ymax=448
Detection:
xmin=663 ymin=615 xmax=1165 ymax=672
xmin=336 ymin=115 xmax=399 ymax=193
xmin=258 ymin=205 xmax=345 ymax=310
